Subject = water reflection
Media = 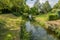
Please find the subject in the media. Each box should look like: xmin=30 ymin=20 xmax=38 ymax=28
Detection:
xmin=25 ymin=21 xmax=59 ymax=40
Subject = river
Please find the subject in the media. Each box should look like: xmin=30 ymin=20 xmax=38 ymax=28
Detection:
xmin=25 ymin=21 xmax=59 ymax=40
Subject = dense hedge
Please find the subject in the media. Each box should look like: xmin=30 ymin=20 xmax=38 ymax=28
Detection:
xmin=58 ymin=11 xmax=60 ymax=19
xmin=49 ymin=15 xmax=58 ymax=21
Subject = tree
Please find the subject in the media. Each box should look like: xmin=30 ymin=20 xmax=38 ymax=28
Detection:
xmin=34 ymin=0 xmax=51 ymax=14
xmin=53 ymin=0 xmax=60 ymax=9
xmin=34 ymin=0 xmax=40 ymax=9
xmin=0 ymin=0 xmax=29 ymax=16
xmin=11 ymin=0 xmax=30 ymax=16
xmin=42 ymin=1 xmax=51 ymax=13
xmin=31 ymin=0 xmax=40 ymax=15
xmin=29 ymin=7 xmax=38 ymax=15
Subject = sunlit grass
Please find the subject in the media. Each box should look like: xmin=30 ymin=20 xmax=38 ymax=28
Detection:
xmin=35 ymin=13 xmax=57 ymax=27
xmin=0 ymin=14 xmax=23 ymax=30
xmin=0 ymin=13 xmax=58 ymax=29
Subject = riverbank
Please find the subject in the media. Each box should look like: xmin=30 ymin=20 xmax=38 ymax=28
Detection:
xmin=0 ymin=14 xmax=27 ymax=30
xmin=0 ymin=14 xmax=24 ymax=40
xmin=46 ymin=20 xmax=60 ymax=38
xmin=0 ymin=13 xmax=60 ymax=39
xmin=34 ymin=13 xmax=60 ymax=38
xmin=35 ymin=13 xmax=51 ymax=27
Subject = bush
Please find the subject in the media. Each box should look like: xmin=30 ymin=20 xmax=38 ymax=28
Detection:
xmin=51 ymin=9 xmax=56 ymax=13
xmin=12 ymin=12 xmax=21 ymax=16
xmin=20 ymin=23 xmax=31 ymax=40
xmin=57 ymin=11 xmax=60 ymax=19
xmin=49 ymin=15 xmax=58 ymax=21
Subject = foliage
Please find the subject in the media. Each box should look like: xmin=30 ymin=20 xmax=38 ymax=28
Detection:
xmin=57 ymin=11 xmax=60 ymax=18
xmin=41 ymin=1 xmax=52 ymax=13
xmin=49 ymin=14 xmax=58 ymax=21
xmin=53 ymin=0 xmax=60 ymax=9
xmin=20 ymin=23 xmax=31 ymax=40
xmin=34 ymin=0 xmax=40 ymax=9
xmin=0 ymin=0 xmax=30 ymax=16
xmin=55 ymin=29 xmax=60 ymax=37
xmin=4 ymin=33 xmax=13 ymax=40
xmin=0 ymin=0 xmax=60 ymax=40
xmin=51 ymin=9 xmax=57 ymax=13
xmin=29 ymin=7 xmax=38 ymax=15
xmin=33 ymin=0 xmax=41 ymax=15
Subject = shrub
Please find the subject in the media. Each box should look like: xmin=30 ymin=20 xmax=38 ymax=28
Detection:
xmin=51 ymin=9 xmax=56 ymax=13
xmin=1 ymin=9 xmax=12 ymax=13
xmin=57 ymin=11 xmax=60 ymax=19
xmin=49 ymin=15 xmax=58 ymax=21
xmin=55 ymin=29 xmax=60 ymax=37
xmin=12 ymin=12 xmax=21 ymax=16
xmin=20 ymin=23 xmax=31 ymax=40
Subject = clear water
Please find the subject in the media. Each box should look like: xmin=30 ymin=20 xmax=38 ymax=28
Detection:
xmin=25 ymin=21 xmax=59 ymax=40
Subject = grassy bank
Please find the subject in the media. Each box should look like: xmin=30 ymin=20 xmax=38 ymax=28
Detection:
xmin=0 ymin=14 xmax=24 ymax=30
xmin=34 ymin=13 xmax=60 ymax=38
xmin=35 ymin=13 xmax=57 ymax=27
xmin=0 ymin=14 xmax=24 ymax=40
xmin=0 ymin=13 xmax=58 ymax=29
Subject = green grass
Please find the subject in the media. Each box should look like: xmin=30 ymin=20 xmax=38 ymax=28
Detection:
xmin=35 ymin=12 xmax=57 ymax=27
xmin=0 ymin=14 xmax=24 ymax=40
xmin=0 ymin=13 xmax=58 ymax=29
xmin=0 ymin=14 xmax=24 ymax=30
